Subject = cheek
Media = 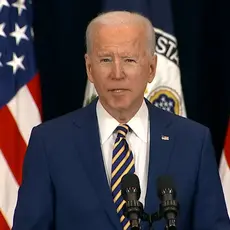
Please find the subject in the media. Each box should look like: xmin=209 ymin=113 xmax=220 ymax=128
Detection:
xmin=125 ymin=67 xmax=149 ymax=82
xmin=90 ymin=70 xmax=109 ymax=92
xmin=132 ymin=75 xmax=150 ymax=92
xmin=123 ymin=62 xmax=149 ymax=76
xmin=92 ymin=65 xmax=111 ymax=79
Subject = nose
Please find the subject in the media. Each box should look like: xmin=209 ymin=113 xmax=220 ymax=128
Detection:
xmin=112 ymin=59 xmax=124 ymax=80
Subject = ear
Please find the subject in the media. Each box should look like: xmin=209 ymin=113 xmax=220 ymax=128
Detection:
xmin=148 ymin=54 xmax=157 ymax=83
xmin=84 ymin=53 xmax=94 ymax=83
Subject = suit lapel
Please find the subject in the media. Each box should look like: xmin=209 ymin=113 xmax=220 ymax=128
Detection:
xmin=144 ymin=100 xmax=175 ymax=215
xmin=72 ymin=99 xmax=121 ymax=230
xmin=72 ymin=98 xmax=175 ymax=228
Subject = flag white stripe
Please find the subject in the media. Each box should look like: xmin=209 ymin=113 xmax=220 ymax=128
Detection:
xmin=0 ymin=149 xmax=19 ymax=229
xmin=7 ymin=85 xmax=41 ymax=145
xmin=219 ymin=151 xmax=230 ymax=217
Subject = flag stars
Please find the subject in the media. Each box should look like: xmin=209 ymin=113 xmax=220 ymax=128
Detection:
xmin=12 ymin=0 xmax=26 ymax=16
xmin=0 ymin=0 xmax=9 ymax=11
xmin=10 ymin=24 xmax=29 ymax=45
xmin=0 ymin=23 xmax=6 ymax=37
xmin=7 ymin=53 xmax=25 ymax=74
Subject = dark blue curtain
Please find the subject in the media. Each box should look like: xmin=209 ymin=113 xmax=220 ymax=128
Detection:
xmin=33 ymin=0 xmax=230 ymax=163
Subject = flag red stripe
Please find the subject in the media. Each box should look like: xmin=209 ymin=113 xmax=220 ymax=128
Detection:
xmin=0 ymin=211 xmax=10 ymax=230
xmin=0 ymin=106 xmax=27 ymax=185
xmin=224 ymin=120 xmax=230 ymax=168
xmin=27 ymin=73 xmax=42 ymax=117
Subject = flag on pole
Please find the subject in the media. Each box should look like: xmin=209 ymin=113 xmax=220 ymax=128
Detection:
xmin=83 ymin=0 xmax=186 ymax=117
xmin=219 ymin=119 xmax=230 ymax=217
xmin=0 ymin=0 xmax=42 ymax=229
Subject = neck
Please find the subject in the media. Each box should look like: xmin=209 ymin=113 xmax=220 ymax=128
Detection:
xmin=99 ymin=99 xmax=143 ymax=123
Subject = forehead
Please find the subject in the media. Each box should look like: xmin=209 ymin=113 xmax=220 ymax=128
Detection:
xmin=91 ymin=24 xmax=147 ymax=53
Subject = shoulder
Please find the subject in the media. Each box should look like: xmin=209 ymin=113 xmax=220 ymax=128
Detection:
xmin=149 ymin=105 xmax=214 ymax=162
xmin=149 ymin=102 xmax=211 ymax=142
xmin=31 ymin=102 xmax=94 ymax=138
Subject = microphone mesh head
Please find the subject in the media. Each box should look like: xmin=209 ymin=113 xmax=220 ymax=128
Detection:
xmin=121 ymin=173 xmax=140 ymax=200
xmin=156 ymin=175 xmax=175 ymax=197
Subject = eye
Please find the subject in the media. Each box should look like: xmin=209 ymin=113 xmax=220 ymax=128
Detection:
xmin=100 ymin=58 xmax=111 ymax=63
xmin=125 ymin=58 xmax=136 ymax=63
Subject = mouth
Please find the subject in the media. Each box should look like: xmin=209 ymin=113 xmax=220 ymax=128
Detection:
xmin=109 ymin=89 xmax=129 ymax=93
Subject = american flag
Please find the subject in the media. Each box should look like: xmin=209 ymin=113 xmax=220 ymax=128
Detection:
xmin=0 ymin=0 xmax=42 ymax=229
xmin=219 ymin=119 xmax=230 ymax=217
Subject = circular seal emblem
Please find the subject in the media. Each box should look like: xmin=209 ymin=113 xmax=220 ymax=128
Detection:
xmin=148 ymin=86 xmax=182 ymax=115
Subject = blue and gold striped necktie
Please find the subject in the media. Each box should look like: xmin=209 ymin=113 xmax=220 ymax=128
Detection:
xmin=111 ymin=124 xmax=135 ymax=230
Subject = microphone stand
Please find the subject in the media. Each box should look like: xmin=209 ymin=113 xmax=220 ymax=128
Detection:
xmin=141 ymin=210 xmax=162 ymax=230
xmin=123 ymin=200 xmax=163 ymax=230
xmin=123 ymin=199 xmax=178 ymax=230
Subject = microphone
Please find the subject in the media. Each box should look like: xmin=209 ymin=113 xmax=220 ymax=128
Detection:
xmin=121 ymin=173 xmax=144 ymax=230
xmin=156 ymin=176 xmax=179 ymax=230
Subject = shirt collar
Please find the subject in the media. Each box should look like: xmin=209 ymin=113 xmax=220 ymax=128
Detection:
xmin=127 ymin=100 xmax=149 ymax=142
xmin=96 ymin=100 xmax=149 ymax=144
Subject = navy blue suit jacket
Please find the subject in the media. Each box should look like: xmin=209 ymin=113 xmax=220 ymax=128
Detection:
xmin=12 ymin=98 xmax=230 ymax=230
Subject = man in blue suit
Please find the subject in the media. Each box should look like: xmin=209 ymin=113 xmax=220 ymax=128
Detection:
xmin=12 ymin=11 xmax=230 ymax=230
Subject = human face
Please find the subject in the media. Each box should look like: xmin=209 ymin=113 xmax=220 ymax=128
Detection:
xmin=85 ymin=23 xmax=157 ymax=117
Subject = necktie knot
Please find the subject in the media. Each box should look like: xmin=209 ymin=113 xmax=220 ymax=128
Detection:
xmin=115 ymin=124 xmax=130 ymax=138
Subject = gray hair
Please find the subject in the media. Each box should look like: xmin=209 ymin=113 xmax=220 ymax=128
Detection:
xmin=85 ymin=11 xmax=156 ymax=55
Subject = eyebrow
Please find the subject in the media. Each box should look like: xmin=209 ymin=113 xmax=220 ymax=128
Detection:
xmin=120 ymin=54 xmax=139 ymax=59
xmin=97 ymin=52 xmax=112 ymax=56
xmin=97 ymin=51 xmax=139 ymax=58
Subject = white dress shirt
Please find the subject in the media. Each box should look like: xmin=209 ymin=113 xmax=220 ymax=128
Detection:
xmin=96 ymin=99 xmax=150 ymax=206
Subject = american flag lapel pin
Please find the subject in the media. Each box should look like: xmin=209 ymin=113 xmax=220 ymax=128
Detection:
xmin=161 ymin=135 xmax=169 ymax=141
